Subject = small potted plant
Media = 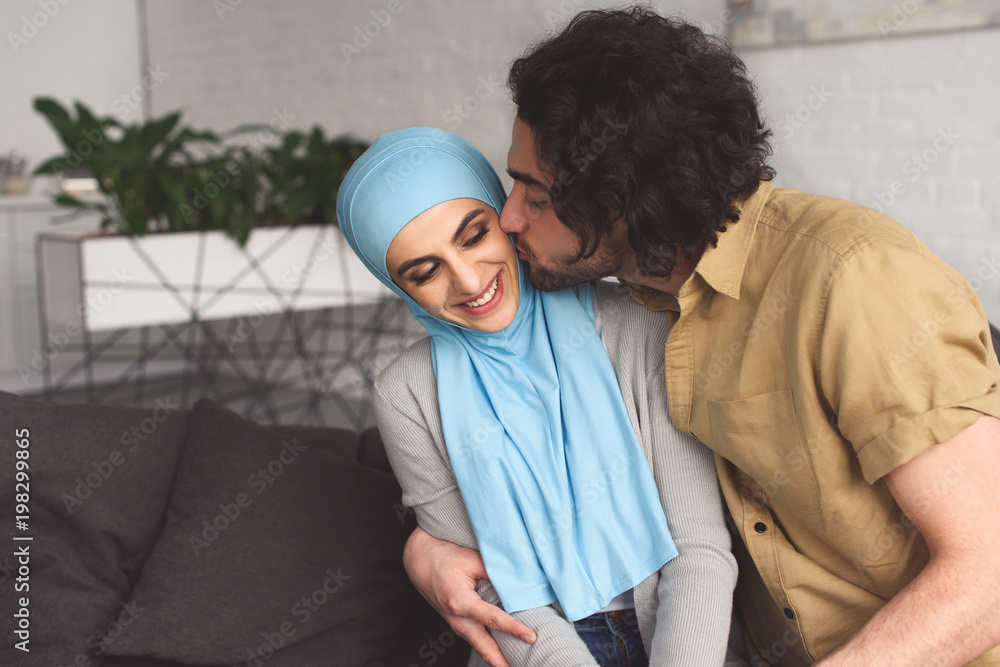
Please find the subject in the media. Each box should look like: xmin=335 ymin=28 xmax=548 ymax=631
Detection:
xmin=0 ymin=149 xmax=32 ymax=195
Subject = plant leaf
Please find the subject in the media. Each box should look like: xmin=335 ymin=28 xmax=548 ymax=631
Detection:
xmin=32 ymin=155 xmax=71 ymax=175
xmin=53 ymin=194 xmax=88 ymax=208
xmin=283 ymin=186 xmax=314 ymax=222
xmin=322 ymin=196 xmax=337 ymax=224
xmin=33 ymin=98 xmax=79 ymax=147
xmin=219 ymin=123 xmax=274 ymax=140
xmin=306 ymin=126 xmax=324 ymax=155
xmin=141 ymin=112 xmax=182 ymax=153
xmin=174 ymin=127 xmax=221 ymax=144
xmin=73 ymin=102 xmax=105 ymax=143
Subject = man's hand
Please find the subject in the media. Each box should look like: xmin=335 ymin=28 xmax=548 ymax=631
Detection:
xmin=403 ymin=526 xmax=537 ymax=667
xmin=817 ymin=414 xmax=1000 ymax=666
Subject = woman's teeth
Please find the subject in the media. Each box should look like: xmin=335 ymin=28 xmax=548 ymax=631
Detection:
xmin=464 ymin=276 xmax=499 ymax=308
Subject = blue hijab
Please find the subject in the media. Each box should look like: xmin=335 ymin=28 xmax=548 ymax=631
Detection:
xmin=337 ymin=127 xmax=676 ymax=621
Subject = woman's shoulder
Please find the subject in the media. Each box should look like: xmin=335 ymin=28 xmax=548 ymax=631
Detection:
xmin=372 ymin=336 xmax=435 ymax=403
xmin=592 ymin=279 xmax=671 ymax=349
xmin=592 ymin=278 xmax=644 ymax=315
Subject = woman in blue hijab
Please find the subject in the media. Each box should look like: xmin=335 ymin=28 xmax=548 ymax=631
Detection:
xmin=337 ymin=128 xmax=739 ymax=667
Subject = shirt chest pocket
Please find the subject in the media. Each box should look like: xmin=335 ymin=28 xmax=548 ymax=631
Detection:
xmin=708 ymin=388 xmax=823 ymax=514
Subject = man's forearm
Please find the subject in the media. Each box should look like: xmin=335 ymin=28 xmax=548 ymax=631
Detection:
xmin=816 ymin=550 xmax=1000 ymax=666
xmin=819 ymin=416 xmax=1000 ymax=666
xmin=403 ymin=526 xmax=538 ymax=667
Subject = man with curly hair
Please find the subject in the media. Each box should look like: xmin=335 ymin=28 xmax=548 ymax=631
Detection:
xmin=402 ymin=7 xmax=1000 ymax=667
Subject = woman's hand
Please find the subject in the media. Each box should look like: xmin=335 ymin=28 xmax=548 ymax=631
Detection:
xmin=403 ymin=526 xmax=538 ymax=667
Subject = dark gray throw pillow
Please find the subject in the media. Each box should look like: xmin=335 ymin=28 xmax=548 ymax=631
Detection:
xmin=102 ymin=398 xmax=410 ymax=666
xmin=0 ymin=390 xmax=190 ymax=667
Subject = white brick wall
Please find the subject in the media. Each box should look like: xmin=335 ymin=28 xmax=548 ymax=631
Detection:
xmin=739 ymin=28 xmax=1000 ymax=321
xmin=0 ymin=0 xmax=143 ymax=171
xmin=144 ymin=0 xmax=726 ymax=189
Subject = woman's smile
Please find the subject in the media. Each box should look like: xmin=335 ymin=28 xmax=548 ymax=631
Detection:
xmin=386 ymin=198 xmax=520 ymax=332
xmin=455 ymin=271 xmax=503 ymax=313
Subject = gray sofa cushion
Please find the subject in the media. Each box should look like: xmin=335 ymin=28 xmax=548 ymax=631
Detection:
xmin=0 ymin=390 xmax=190 ymax=667
xmin=102 ymin=398 xmax=410 ymax=666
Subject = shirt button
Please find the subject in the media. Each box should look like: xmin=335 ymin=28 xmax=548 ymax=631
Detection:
xmin=754 ymin=522 xmax=767 ymax=533
xmin=784 ymin=607 xmax=795 ymax=620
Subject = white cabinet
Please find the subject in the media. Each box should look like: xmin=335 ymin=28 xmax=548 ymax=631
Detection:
xmin=37 ymin=224 xmax=391 ymax=332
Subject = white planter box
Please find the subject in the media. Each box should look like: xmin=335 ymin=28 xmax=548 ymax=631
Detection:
xmin=38 ymin=224 xmax=392 ymax=333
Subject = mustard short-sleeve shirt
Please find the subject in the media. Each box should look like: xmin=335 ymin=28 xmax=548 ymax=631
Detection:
xmin=627 ymin=181 xmax=1000 ymax=665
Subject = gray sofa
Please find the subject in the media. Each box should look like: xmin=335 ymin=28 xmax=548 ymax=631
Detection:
xmin=0 ymin=390 xmax=471 ymax=667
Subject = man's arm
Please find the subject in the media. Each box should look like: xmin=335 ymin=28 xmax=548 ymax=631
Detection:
xmin=403 ymin=527 xmax=537 ymax=667
xmin=817 ymin=414 xmax=1000 ymax=666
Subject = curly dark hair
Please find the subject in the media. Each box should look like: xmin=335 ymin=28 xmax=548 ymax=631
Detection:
xmin=508 ymin=6 xmax=775 ymax=277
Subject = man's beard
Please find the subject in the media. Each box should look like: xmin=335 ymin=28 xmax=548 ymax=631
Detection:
xmin=516 ymin=237 xmax=622 ymax=292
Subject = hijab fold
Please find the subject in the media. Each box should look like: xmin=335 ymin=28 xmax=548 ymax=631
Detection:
xmin=337 ymin=127 xmax=676 ymax=621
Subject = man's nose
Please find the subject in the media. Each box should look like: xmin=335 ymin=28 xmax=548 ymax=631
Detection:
xmin=499 ymin=196 xmax=526 ymax=234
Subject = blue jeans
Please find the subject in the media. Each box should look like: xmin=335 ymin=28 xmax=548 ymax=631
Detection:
xmin=572 ymin=609 xmax=649 ymax=667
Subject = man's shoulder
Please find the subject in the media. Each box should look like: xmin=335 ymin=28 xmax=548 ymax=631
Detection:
xmin=760 ymin=186 xmax=926 ymax=262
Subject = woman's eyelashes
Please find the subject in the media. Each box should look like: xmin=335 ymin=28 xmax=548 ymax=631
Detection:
xmin=524 ymin=196 xmax=547 ymax=210
xmin=408 ymin=220 xmax=491 ymax=286
xmin=411 ymin=264 xmax=438 ymax=286
xmin=462 ymin=221 xmax=489 ymax=247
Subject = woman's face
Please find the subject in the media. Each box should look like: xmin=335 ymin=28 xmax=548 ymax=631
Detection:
xmin=386 ymin=198 xmax=520 ymax=332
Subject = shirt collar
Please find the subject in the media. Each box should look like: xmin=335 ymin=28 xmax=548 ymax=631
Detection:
xmin=692 ymin=180 xmax=774 ymax=301
xmin=623 ymin=180 xmax=775 ymax=311
xmin=625 ymin=280 xmax=680 ymax=313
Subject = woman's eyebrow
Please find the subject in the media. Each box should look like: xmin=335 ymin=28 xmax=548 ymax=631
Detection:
xmin=397 ymin=208 xmax=487 ymax=277
xmin=451 ymin=208 xmax=486 ymax=243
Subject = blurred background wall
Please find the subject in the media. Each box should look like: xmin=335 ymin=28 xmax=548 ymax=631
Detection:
xmin=3 ymin=0 xmax=999 ymax=319
xmin=2 ymin=2 xmax=144 ymax=158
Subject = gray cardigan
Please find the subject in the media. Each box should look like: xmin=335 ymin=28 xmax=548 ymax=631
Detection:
xmin=373 ymin=280 xmax=740 ymax=666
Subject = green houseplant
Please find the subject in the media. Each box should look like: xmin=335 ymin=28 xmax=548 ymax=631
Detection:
xmin=32 ymin=94 xmax=389 ymax=334
xmin=32 ymin=98 xmax=369 ymax=247
xmin=32 ymin=98 xmax=221 ymax=238
xmin=265 ymin=128 xmax=369 ymax=226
